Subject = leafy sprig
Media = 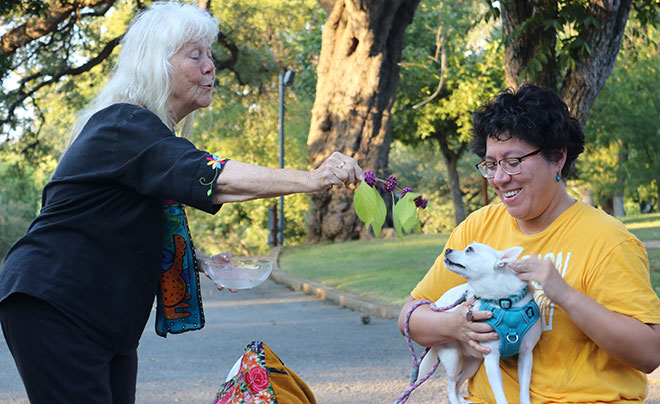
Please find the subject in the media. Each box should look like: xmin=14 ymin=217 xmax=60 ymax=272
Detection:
xmin=353 ymin=170 xmax=428 ymax=239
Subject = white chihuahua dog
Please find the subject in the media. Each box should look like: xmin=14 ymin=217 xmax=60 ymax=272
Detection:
xmin=419 ymin=242 xmax=541 ymax=404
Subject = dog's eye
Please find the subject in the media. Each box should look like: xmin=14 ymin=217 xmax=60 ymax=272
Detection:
xmin=466 ymin=246 xmax=473 ymax=253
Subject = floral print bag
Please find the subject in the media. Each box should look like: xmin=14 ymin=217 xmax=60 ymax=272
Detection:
xmin=213 ymin=341 xmax=316 ymax=404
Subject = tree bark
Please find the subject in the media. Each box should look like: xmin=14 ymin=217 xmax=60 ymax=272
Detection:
xmin=307 ymin=0 xmax=421 ymax=243
xmin=500 ymin=0 xmax=558 ymax=90
xmin=560 ymin=1 xmax=632 ymax=127
xmin=500 ymin=0 xmax=632 ymax=127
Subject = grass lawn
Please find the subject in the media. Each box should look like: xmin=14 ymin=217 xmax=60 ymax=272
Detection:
xmin=279 ymin=212 xmax=660 ymax=306
xmin=646 ymin=248 xmax=660 ymax=296
xmin=279 ymin=234 xmax=448 ymax=307
xmin=622 ymin=213 xmax=660 ymax=296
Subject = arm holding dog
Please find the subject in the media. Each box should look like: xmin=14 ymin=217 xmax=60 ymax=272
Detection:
xmin=398 ymin=296 xmax=498 ymax=354
xmin=511 ymin=255 xmax=660 ymax=374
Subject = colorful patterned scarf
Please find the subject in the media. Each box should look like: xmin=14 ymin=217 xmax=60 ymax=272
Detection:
xmin=155 ymin=201 xmax=205 ymax=337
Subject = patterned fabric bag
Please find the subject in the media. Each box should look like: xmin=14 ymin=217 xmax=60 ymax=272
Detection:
xmin=213 ymin=341 xmax=316 ymax=404
xmin=155 ymin=200 xmax=204 ymax=337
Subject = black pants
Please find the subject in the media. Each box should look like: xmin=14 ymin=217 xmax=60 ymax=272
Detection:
xmin=0 ymin=293 xmax=137 ymax=404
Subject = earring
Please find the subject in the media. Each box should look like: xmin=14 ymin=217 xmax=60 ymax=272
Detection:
xmin=556 ymin=173 xmax=561 ymax=182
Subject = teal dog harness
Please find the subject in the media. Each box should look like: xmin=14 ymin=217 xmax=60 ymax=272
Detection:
xmin=479 ymin=287 xmax=540 ymax=359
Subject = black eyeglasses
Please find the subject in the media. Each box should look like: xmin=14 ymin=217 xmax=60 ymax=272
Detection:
xmin=475 ymin=149 xmax=542 ymax=179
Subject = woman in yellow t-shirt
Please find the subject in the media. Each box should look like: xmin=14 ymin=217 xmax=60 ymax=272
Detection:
xmin=398 ymin=84 xmax=660 ymax=403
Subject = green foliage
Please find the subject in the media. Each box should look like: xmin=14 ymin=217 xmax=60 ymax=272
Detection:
xmin=0 ymin=198 xmax=34 ymax=261
xmin=2 ymin=0 xmax=659 ymax=257
xmin=580 ymin=22 xmax=660 ymax=211
xmin=389 ymin=140 xmax=488 ymax=234
xmin=1 ymin=0 xmax=324 ymax=257
xmin=353 ymin=181 xmax=387 ymax=238
xmin=0 ymin=130 xmax=57 ymax=258
xmin=390 ymin=0 xmax=503 ymax=227
xmin=183 ymin=0 xmax=323 ymax=256
xmin=392 ymin=192 xmax=422 ymax=238
xmin=187 ymin=89 xmax=315 ymax=256
xmin=396 ymin=0 xmax=504 ymax=142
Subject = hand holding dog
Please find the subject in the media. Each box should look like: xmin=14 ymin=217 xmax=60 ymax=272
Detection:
xmin=454 ymin=298 xmax=498 ymax=354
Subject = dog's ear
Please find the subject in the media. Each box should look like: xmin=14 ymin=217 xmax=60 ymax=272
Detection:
xmin=495 ymin=246 xmax=524 ymax=269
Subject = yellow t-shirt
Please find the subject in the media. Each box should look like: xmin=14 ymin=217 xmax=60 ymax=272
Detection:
xmin=411 ymin=201 xmax=660 ymax=404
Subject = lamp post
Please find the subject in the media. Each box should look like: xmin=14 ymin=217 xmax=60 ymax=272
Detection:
xmin=277 ymin=69 xmax=295 ymax=246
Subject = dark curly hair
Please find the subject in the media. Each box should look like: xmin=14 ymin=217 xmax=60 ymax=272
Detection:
xmin=470 ymin=84 xmax=584 ymax=179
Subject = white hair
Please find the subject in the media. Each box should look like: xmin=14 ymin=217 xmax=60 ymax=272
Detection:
xmin=68 ymin=1 xmax=219 ymax=146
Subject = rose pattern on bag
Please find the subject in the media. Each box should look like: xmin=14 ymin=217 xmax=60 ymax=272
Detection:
xmin=213 ymin=342 xmax=277 ymax=404
xmin=247 ymin=367 xmax=269 ymax=393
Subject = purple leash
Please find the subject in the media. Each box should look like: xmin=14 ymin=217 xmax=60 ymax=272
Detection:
xmin=395 ymin=292 xmax=467 ymax=404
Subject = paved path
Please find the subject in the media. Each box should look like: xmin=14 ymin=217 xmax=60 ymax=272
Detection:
xmin=1 ymin=258 xmax=659 ymax=403
xmin=0 ymin=276 xmax=449 ymax=404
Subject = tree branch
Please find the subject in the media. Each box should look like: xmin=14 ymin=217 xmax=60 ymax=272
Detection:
xmin=412 ymin=22 xmax=448 ymax=109
xmin=0 ymin=0 xmax=116 ymax=56
xmin=1 ymin=0 xmax=242 ymax=132
xmin=1 ymin=34 xmax=123 ymax=129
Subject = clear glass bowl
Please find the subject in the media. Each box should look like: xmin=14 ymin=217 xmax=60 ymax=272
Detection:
xmin=204 ymin=257 xmax=273 ymax=289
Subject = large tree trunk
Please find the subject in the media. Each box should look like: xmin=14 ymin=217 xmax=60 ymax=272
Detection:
xmin=500 ymin=0 xmax=558 ymax=90
xmin=500 ymin=0 xmax=632 ymax=127
xmin=307 ymin=0 xmax=421 ymax=243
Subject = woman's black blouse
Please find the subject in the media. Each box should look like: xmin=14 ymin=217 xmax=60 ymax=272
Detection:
xmin=0 ymin=103 xmax=222 ymax=353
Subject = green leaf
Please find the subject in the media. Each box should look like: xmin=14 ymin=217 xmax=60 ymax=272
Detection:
xmin=393 ymin=206 xmax=403 ymax=239
xmin=353 ymin=180 xmax=387 ymax=238
xmin=393 ymin=192 xmax=420 ymax=238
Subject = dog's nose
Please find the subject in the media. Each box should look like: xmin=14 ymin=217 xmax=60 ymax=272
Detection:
xmin=445 ymin=248 xmax=453 ymax=254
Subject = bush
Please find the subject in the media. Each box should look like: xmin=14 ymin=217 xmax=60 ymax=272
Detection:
xmin=0 ymin=197 xmax=35 ymax=261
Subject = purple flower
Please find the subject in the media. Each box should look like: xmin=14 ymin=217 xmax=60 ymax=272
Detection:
xmin=364 ymin=170 xmax=376 ymax=187
xmin=382 ymin=175 xmax=397 ymax=192
xmin=401 ymin=187 xmax=414 ymax=197
xmin=414 ymin=195 xmax=428 ymax=209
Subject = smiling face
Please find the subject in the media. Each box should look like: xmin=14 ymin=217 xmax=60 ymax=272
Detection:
xmin=486 ymin=136 xmax=571 ymax=234
xmin=167 ymin=39 xmax=215 ymax=123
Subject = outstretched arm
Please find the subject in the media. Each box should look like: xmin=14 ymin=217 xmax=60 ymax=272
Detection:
xmin=510 ymin=256 xmax=660 ymax=373
xmin=212 ymin=151 xmax=362 ymax=204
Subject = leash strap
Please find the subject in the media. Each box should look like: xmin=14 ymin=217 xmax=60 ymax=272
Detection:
xmin=395 ymin=292 xmax=467 ymax=404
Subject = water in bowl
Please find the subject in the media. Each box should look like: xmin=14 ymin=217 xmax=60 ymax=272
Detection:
xmin=205 ymin=258 xmax=272 ymax=290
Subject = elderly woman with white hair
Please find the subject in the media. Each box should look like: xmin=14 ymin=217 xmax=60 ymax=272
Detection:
xmin=0 ymin=2 xmax=362 ymax=402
